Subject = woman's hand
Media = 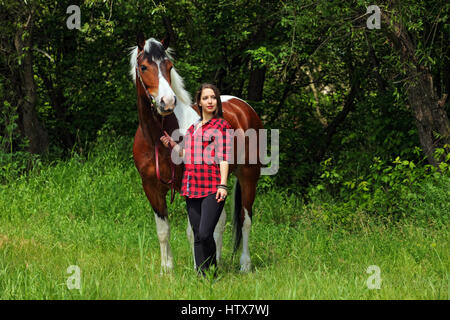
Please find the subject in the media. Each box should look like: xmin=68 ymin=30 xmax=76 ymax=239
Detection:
xmin=216 ymin=187 xmax=227 ymax=203
xmin=160 ymin=131 xmax=177 ymax=149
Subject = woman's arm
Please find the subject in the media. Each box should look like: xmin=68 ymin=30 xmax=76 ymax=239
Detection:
xmin=161 ymin=131 xmax=184 ymax=158
xmin=173 ymin=143 xmax=185 ymax=158
xmin=216 ymin=120 xmax=232 ymax=186
xmin=216 ymin=160 xmax=229 ymax=202
xmin=219 ymin=160 xmax=229 ymax=185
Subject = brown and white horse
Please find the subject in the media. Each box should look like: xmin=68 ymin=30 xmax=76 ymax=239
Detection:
xmin=129 ymin=33 xmax=263 ymax=273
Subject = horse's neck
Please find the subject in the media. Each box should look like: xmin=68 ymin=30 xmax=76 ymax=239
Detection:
xmin=137 ymin=96 xmax=160 ymax=146
xmin=137 ymin=95 xmax=200 ymax=146
xmin=173 ymin=102 xmax=201 ymax=136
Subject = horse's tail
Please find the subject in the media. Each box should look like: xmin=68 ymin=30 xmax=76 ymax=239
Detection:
xmin=232 ymin=180 xmax=242 ymax=253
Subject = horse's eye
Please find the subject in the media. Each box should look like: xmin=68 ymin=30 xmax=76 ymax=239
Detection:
xmin=141 ymin=65 xmax=147 ymax=71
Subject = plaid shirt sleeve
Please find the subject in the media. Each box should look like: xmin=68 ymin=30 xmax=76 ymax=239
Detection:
xmin=214 ymin=119 xmax=232 ymax=163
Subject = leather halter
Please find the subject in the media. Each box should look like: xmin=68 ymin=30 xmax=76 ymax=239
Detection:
xmin=136 ymin=51 xmax=176 ymax=203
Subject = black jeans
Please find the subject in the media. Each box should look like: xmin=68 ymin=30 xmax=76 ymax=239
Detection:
xmin=186 ymin=193 xmax=225 ymax=274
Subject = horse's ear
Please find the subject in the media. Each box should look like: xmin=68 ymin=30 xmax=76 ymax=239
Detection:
xmin=161 ymin=33 xmax=170 ymax=50
xmin=137 ymin=32 xmax=145 ymax=51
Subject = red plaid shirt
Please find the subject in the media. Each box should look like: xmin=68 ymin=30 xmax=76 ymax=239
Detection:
xmin=180 ymin=116 xmax=232 ymax=198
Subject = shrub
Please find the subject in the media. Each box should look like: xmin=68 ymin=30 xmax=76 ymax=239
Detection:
xmin=0 ymin=150 xmax=42 ymax=184
xmin=307 ymin=146 xmax=450 ymax=228
xmin=0 ymin=100 xmax=43 ymax=184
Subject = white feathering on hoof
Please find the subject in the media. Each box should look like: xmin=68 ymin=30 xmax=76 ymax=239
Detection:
xmin=154 ymin=213 xmax=173 ymax=274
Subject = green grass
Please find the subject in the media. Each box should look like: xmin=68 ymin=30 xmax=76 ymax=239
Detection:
xmin=0 ymin=139 xmax=448 ymax=299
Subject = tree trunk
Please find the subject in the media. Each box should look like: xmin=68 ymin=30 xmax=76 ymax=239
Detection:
xmin=314 ymin=59 xmax=362 ymax=163
xmin=269 ymin=70 xmax=296 ymax=123
xmin=382 ymin=12 xmax=450 ymax=166
xmin=364 ymin=30 xmax=387 ymax=94
xmin=407 ymin=71 xmax=450 ymax=166
xmin=37 ymin=26 xmax=77 ymax=151
xmin=303 ymin=64 xmax=328 ymax=127
xmin=162 ymin=16 xmax=177 ymax=47
xmin=14 ymin=10 xmax=49 ymax=155
xmin=247 ymin=63 xmax=266 ymax=101
xmin=39 ymin=71 xmax=74 ymax=149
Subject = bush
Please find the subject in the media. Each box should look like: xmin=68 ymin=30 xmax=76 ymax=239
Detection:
xmin=0 ymin=150 xmax=42 ymax=184
xmin=307 ymin=146 xmax=450 ymax=228
xmin=0 ymin=100 xmax=43 ymax=184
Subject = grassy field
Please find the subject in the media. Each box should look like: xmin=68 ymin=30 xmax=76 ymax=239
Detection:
xmin=0 ymin=140 xmax=448 ymax=299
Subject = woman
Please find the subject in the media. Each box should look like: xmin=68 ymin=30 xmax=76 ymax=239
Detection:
xmin=160 ymin=83 xmax=232 ymax=275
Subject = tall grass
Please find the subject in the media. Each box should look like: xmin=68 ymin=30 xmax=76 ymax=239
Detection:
xmin=0 ymin=137 xmax=448 ymax=299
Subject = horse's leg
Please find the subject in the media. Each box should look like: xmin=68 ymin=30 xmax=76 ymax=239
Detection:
xmin=142 ymin=180 xmax=173 ymax=274
xmin=235 ymin=166 xmax=260 ymax=273
xmin=186 ymin=219 xmax=196 ymax=269
xmin=154 ymin=212 xmax=173 ymax=274
xmin=240 ymin=208 xmax=252 ymax=273
xmin=213 ymin=208 xmax=227 ymax=264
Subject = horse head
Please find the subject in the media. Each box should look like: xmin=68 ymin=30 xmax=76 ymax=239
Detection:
xmin=131 ymin=32 xmax=178 ymax=116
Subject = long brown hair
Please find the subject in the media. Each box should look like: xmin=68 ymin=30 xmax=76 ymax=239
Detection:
xmin=195 ymin=83 xmax=223 ymax=120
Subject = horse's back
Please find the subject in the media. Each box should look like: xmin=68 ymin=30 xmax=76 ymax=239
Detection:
xmin=220 ymin=96 xmax=264 ymax=170
xmin=221 ymin=95 xmax=263 ymax=132
xmin=190 ymin=95 xmax=264 ymax=169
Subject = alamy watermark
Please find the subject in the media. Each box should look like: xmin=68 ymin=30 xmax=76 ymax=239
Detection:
xmin=366 ymin=265 xmax=382 ymax=290
xmin=168 ymin=128 xmax=279 ymax=175
xmin=366 ymin=5 xmax=381 ymax=29
xmin=66 ymin=5 xmax=81 ymax=30
xmin=66 ymin=265 xmax=81 ymax=290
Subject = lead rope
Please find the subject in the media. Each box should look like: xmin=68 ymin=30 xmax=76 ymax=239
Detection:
xmin=155 ymin=117 xmax=176 ymax=204
xmin=136 ymin=56 xmax=176 ymax=204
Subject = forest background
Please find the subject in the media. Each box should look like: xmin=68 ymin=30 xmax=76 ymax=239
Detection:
xmin=0 ymin=0 xmax=449 ymax=300
xmin=1 ymin=0 xmax=449 ymax=221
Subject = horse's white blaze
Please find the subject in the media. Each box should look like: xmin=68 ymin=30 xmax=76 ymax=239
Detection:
xmin=214 ymin=208 xmax=227 ymax=264
xmin=240 ymin=208 xmax=252 ymax=272
xmin=156 ymin=60 xmax=176 ymax=108
xmin=154 ymin=213 xmax=173 ymax=273
xmin=186 ymin=219 xmax=196 ymax=269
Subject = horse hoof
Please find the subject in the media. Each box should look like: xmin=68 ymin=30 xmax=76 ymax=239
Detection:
xmin=160 ymin=264 xmax=174 ymax=275
xmin=240 ymin=263 xmax=251 ymax=273
xmin=160 ymin=269 xmax=173 ymax=276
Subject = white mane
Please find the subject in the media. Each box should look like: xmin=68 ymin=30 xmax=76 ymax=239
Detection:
xmin=129 ymin=38 xmax=199 ymax=135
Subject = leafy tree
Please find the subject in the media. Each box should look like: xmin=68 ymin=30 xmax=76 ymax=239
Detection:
xmin=0 ymin=0 xmax=49 ymax=154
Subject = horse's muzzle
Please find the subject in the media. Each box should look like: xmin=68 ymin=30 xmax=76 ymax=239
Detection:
xmin=158 ymin=95 xmax=177 ymax=115
xmin=157 ymin=105 xmax=175 ymax=116
xmin=158 ymin=109 xmax=174 ymax=116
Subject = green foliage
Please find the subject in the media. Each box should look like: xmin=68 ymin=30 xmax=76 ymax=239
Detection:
xmin=1 ymin=1 xmax=449 ymax=299
xmin=0 ymin=150 xmax=41 ymax=185
xmin=0 ymin=100 xmax=18 ymax=155
xmin=0 ymin=100 xmax=42 ymax=184
xmin=1 ymin=0 xmax=449 ymax=228
xmin=309 ymin=145 xmax=450 ymax=228
xmin=0 ymin=140 xmax=448 ymax=299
